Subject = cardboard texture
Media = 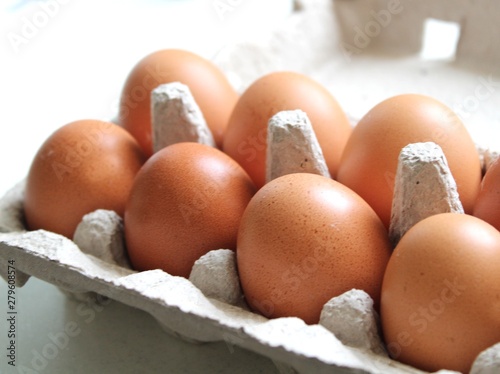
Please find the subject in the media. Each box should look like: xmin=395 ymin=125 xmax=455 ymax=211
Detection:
xmin=388 ymin=142 xmax=464 ymax=246
xmin=266 ymin=110 xmax=331 ymax=183
xmin=1 ymin=0 xmax=499 ymax=372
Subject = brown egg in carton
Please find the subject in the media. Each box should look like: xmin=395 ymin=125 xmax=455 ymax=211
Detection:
xmin=2 ymin=0 xmax=500 ymax=372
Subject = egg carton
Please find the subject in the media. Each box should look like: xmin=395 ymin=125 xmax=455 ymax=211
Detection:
xmin=2 ymin=0 xmax=500 ymax=373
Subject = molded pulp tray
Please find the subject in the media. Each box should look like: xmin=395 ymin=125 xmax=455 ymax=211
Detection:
xmin=1 ymin=0 xmax=500 ymax=373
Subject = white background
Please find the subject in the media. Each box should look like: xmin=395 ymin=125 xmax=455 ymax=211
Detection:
xmin=0 ymin=1 xmax=292 ymax=373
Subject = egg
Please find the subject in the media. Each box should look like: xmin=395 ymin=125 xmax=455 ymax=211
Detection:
xmin=223 ymin=71 xmax=352 ymax=188
xmin=381 ymin=213 xmax=500 ymax=373
xmin=24 ymin=119 xmax=146 ymax=239
xmin=236 ymin=173 xmax=391 ymax=324
xmin=337 ymin=94 xmax=482 ymax=228
xmin=124 ymin=142 xmax=256 ymax=278
xmin=119 ymin=49 xmax=239 ymax=156
xmin=473 ymin=158 xmax=500 ymax=230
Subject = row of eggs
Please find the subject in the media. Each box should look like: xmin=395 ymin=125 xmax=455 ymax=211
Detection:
xmin=20 ymin=49 xmax=500 ymax=373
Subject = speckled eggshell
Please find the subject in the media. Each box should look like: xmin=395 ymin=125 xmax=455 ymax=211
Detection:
xmin=124 ymin=142 xmax=256 ymax=278
xmin=236 ymin=173 xmax=392 ymax=324
xmin=119 ymin=49 xmax=239 ymax=155
xmin=381 ymin=213 xmax=500 ymax=373
xmin=337 ymin=94 xmax=482 ymax=229
xmin=24 ymin=120 xmax=146 ymax=239
xmin=223 ymin=71 xmax=352 ymax=188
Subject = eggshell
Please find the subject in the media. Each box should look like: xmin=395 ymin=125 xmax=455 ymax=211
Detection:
xmin=119 ymin=49 xmax=239 ymax=155
xmin=236 ymin=173 xmax=391 ymax=324
xmin=473 ymin=158 xmax=500 ymax=230
xmin=223 ymin=71 xmax=352 ymax=188
xmin=381 ymin=213 xmax=500 ymax=373
xmin=337 ymin=94 xmax=482 ymax=228
xmin=124 ymin=142 xmax=256 ymax=278
xmin=24 ymin=120 xmax=146 ymax=239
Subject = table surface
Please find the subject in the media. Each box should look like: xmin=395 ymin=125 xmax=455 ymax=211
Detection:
xmin=0 ymin=1 xmax=293 ymax=373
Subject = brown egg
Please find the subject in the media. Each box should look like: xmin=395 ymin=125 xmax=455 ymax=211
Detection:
xmin=223 ymin=71 xmax=352 ymax=189
xmin=119 ymin=49 xmax=239 ymax=155
xmin=381 ymin=213 xmax=500 ymax=373
xmin=24 ymin=119 xmax=146 ymax=239
xmin=337 ymin=94 xmax=482 ymax=229
xmin=124 ymin=142 xmax=256 ymax=278
xmin=473 ymin=158 xmax=500 ymax=230
xmin=237 ymin=173 xmax=391 ymax=324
